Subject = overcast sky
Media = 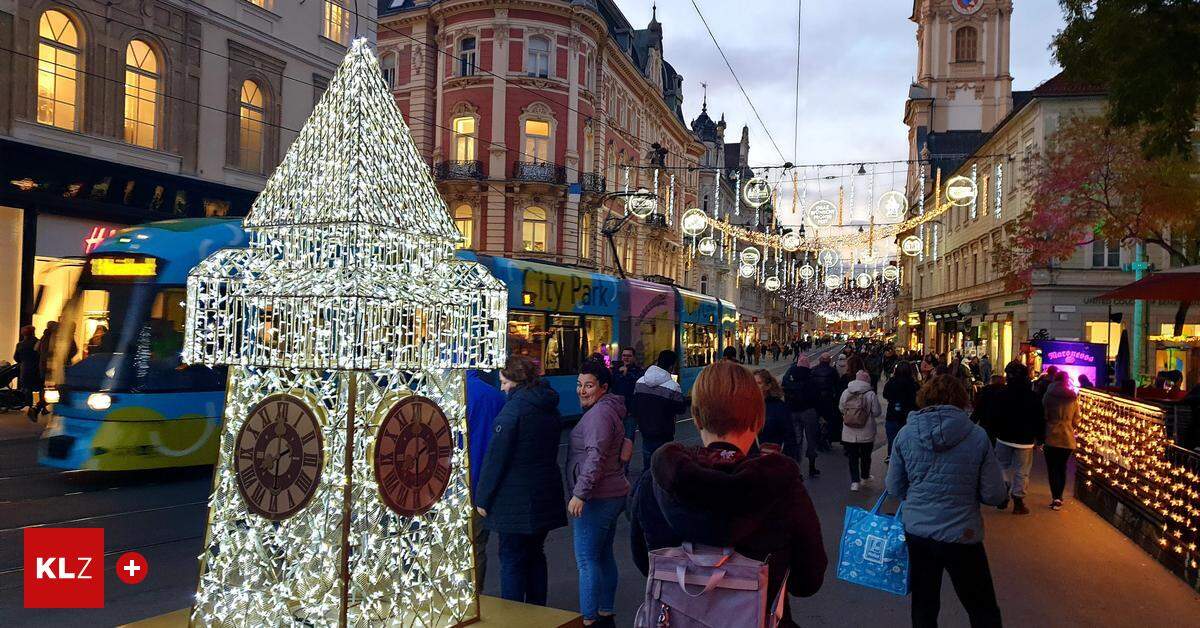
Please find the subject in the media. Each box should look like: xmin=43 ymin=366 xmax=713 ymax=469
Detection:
xmin=616 ymin=0 xmax=1068 ymax=170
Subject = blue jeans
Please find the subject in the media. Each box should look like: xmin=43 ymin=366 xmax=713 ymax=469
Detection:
xmin=995 ymin=443 xmax=1034 ymax=499
xmin=498 ymin=530 xmax=550 ymax=606
xmin=573 ymin=496 xmax=624 ymax=620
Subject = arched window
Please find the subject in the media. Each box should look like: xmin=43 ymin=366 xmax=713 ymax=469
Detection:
xmin=458 ymin=37 xmax=477 ymax=77
xmin=579 ymin=212 xmax=592 ymax=259
xmin=452 ymin=115 xmax=477 ymax=161
xmin=955 ymin=26 xmax=978 ymax=62
xmin=380 ymin=51 xmax=397 ymax=88
xmin=606 ymin=146 xmax=616 ymax=184
xmin=523 ymin=119 xmax=551 ymax=162
xmin=522 ymin=206 xmax=548 ymax=252
xmin=700 ymin=274 xmax=709 ymax=295
xmin=124 ymin=40 xmax=159 ymax=148
xmin=36 ymin=10 xmax=80 ymax=130
xmin=583 ymin=128 xmax=594 ymax=173
xmin=453 ymin=204 xmax=474 ymax=248
xmin=238 ymin=80 xmax=266 ymax=173
xmin=526 ymin=36 xmax=550 ymax=78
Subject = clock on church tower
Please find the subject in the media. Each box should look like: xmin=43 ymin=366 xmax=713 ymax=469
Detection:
xmin=183 ymin=39 xmax=507 ymax=627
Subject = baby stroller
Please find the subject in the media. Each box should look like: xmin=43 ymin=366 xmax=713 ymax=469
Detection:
xmin=0 ymin=362 xmax=28 ymax=412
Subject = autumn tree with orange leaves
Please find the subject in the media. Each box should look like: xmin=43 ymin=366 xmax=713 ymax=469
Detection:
xmin=994 ymin=115 xmax=1200 ymax=331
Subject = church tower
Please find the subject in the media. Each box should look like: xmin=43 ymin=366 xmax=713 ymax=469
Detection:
xmin=905 ymin=0 xmax=1013 ymax=172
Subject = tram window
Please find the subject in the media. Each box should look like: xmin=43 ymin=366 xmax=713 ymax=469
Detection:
xmin=147 ymin=288 xmax=186 ymax=360
xmin=585 ymin=316 xmax=614 ymax=366
xmin=545 ymin=314 xmax=584 ymax=376
xmin=682 ymin=323 xmax=718 ymax=368
xmin=508 ymin=312 xmax=548 ymax=373
xmin=633 ymin=318 xmax=674 ymax=369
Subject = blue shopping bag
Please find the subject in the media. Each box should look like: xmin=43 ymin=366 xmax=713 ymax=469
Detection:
xmin=836 ymin=494 xmax=909 ymax=595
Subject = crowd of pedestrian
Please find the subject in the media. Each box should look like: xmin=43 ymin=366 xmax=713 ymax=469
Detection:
xmin=467 ymin=334 xmax=1073 ymax=626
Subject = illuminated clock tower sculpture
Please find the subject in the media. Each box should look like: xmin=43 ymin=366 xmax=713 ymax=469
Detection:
xmin=183 ymin=40 xmax=506 ymax=626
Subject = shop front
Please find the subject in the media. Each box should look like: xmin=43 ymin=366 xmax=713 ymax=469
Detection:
xmin=0 ymin=140 xmax=256 ymax=355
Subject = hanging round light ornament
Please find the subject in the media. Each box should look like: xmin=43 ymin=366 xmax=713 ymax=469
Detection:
xmin=878 ymin=190 xmax=908 ymax=220
xmin=627 ymin=187 xmax=657 ymax=218
xmin=780 ymin=231 xmax=802 ymax=252
xmin=901 ymin=235 xmax=923 ymax=257
xmin=681 ymin=208 xmax=708 ymax=236
xmin=824 ymin=275 xmax=843 ymax=290
xmin=738 ymin=263 xmax=757 ymax=278
xmin=856 ymin=273 xmax=873 ymax=289
xmin=817 ymin=248 xmax=841 ymax=268
xmin=882 ymin=265 xmax=901 ymax=281
xmin=807 ymin=200 xmax=837 ymax=227
xmin=743 ymin=177 xmax=772 ymax=208
xmin=740 ymin=246 xmax=762 ymax=266
xmin=764 ymin=276 xmax=781 ymax=292
xmin=944 ymin=175 xmax=978 ymax=207
xmin=698 ymin=236 xmax=717 ymax=256
xmin=798 ymin=264 xmax=815 ymax=280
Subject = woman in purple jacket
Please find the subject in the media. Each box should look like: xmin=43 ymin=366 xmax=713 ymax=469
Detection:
xmin=567 ymin=359 xmax=630 ymax=627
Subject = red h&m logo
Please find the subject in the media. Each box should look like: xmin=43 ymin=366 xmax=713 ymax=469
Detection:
xmin=24 ymin=528 xmax=104 ymax=608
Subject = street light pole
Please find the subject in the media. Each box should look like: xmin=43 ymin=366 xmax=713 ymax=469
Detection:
xmin=599 ymin=190 xmax=657 ymax=279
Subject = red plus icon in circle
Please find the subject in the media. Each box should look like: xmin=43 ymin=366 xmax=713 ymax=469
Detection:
xmin=116 ymin=552 xmax=147 ymax=585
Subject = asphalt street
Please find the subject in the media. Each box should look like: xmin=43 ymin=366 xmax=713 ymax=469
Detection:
xmin=2 ymin=345 xmax=1198 ymax=626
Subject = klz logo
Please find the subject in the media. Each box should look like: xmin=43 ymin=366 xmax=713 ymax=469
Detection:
xmin=24 ymin=528 xmax=104 ymax=608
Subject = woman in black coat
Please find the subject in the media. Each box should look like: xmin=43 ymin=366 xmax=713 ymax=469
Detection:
xmin=882 ymin=360 xmax=920 ymax=459
xmin=754 ymin=369 xmax=798 ymax=461
xmin=474 ymin=355 xmax=567 ymax=606
xmin=13 ymin=325 xmax=39 ymax=411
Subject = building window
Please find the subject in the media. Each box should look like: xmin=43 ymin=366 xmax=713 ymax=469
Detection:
xmin=123 ymin=40 xmax=159 ymax=148
xmin=700 ymin=274 xmax=709 ymax=294
xmin=452 ymin=115 xmax=477 ymax=161
xmin=1092 ymin=240 xmax=1121 ymax=268
xmin=380 ymin=52 xmax=397 ymax=88
xmin=523 ymin=206 xmax=548 ymax=252
xmin=458 ymin=37 xmax=476 ymax=77
xmin=453 ymin=204 xmax=474 ymax=248
xmin=526 ymin=36 xmax=550 ymax=78
xmin=955 ymin=26 xmax=978 ymax=62
xmin=523 ymin=119 xmax=551 ymax=162
xmin=583 ymin=128 xmax=594 ymax=173
xmin=585 ymin=53 xmax=596 ymax=90
xmin=36 ymin=10 xmax=80 ymax=131
xmin=580 ymin=212 xmax=592 ymax=259
xmin=323 ymin=0 xmax=351 ymax=46
xmin=238 ymin=80 xmax=266 ymax=173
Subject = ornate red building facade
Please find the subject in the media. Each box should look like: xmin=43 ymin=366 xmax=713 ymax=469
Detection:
xmin=379 ymin=0 xmax=703 ymax=281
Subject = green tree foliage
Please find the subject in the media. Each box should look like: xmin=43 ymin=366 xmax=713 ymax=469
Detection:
xmin=1053 ymin=0 xmax=1200 ymax=158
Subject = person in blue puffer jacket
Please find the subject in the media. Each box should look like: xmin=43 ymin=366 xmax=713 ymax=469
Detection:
xmin=887 ymin=374 xmax=1007 ymax=628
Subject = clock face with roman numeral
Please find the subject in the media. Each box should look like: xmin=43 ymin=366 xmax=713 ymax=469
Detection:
xmin=234 ymin=394 xmax=323 ymax=521
xmin=374 ymin=396 xmax=453 ymax=518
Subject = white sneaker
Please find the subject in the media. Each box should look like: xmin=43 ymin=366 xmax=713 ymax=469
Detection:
xmin=850 ymin=482 xmax=860 ymax=492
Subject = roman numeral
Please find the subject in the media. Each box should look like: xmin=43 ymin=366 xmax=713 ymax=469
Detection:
xmin=251 ymin=482 xmax=266 ymax=506
xmin=437 ymin=444 xmax=452 ymax=459
xmin=434 ymin=423 xmax=448 ymax=440
xmin=245 ymin=424 xmax=261 ymax=439
xmin=268 ymin=492 xmax=278 ymax=513
xmin=300 ymin=430 xmax=316 ymax=445
xmin=296 ymin=473 xmax=314 ymax=494
xmin=434 ymin=464 xmax=450 ymax=484
xmin=381 ymin=471 xmax=401 ymax=494
xmin=302 ymin=452 xmax=319 ymax=467
xmin=275 ymin=402 xmax=289 ymax=422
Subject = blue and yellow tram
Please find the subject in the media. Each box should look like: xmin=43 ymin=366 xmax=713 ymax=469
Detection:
xmin=475 ymin=255 xmax=622 ymax=417
xmin=676 ymin=288 xmax=721 ymax=394
xmin=39 ymin=219 xmax=247 ymax=470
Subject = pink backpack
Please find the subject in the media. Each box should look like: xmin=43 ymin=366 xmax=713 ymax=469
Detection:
xmin=635 ymin=543 xmax=789 ymax=628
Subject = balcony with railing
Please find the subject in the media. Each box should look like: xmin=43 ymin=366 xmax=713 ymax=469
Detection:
xmin=580 ymin=172 xmax=606 ymax=194
xmin=513 ymin=162 xmax=566 ymax=184
xmin=643 ymin=213 xmax=670 ymax=230
xmin=435 ymin=160 xmax=485 ymax=180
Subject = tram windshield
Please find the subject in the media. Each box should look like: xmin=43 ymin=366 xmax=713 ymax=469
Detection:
xmin=49 ymin=280 xmax=224 ymax=393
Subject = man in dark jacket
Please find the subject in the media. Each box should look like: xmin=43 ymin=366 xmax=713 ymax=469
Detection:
xmin=631 ymin=362 xmax=827 ymax=627
xmin=981 ymin=361 xmax=1045 ymax=515
xmin=781 ymin=354 xmax=822 ymax=477
xmin=466 ymin=369 xmax=507 ymax=590
xmin=611 ymin=346 xmax=643 ymax=439
xmin=632 ymin=350 xmax=686 ymax=469
xmin=810 ymin=352 xmax=841 ymax=449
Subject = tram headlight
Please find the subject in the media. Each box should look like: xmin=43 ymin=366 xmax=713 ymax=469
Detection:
xmin=43 ymin=388 xmax=60 ymax=405
xmin=87 ymin=393 xmax=112 ymax=411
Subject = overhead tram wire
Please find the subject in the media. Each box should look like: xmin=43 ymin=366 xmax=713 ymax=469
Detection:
xmin=688 ymin=0 xmax=788 ymax=163
xmin=19 ymin=1 xmax=1011 ymax=176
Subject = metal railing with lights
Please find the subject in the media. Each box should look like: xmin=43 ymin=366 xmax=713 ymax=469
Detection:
xmin=1075 ymin=388 xmax=1200 ymax=588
